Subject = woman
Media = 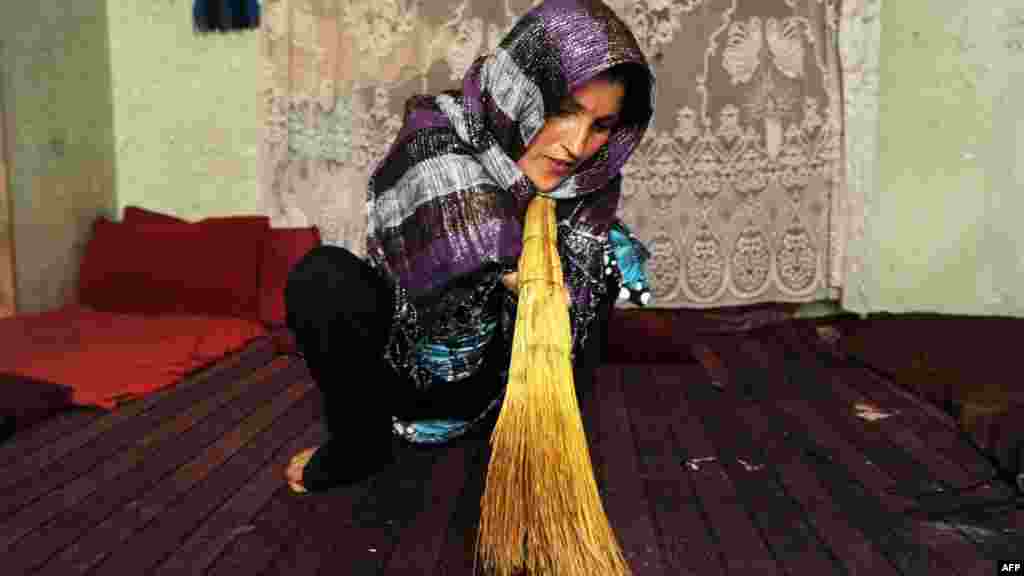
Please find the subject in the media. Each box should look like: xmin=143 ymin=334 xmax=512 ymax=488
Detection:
xmin=284 ymin=0 xmax=655 ymax=493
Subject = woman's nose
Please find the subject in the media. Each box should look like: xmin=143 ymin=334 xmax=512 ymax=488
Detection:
xmin=565 ymin=122 xmax=590 ymax=159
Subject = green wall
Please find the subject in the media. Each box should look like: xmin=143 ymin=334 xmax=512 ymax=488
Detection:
xmin=106 ymin=0 xmax=262 ymax=221
xmin=800 ymin=1 xmax=1023 ymax=320
xmin=1 ymin=0 xmax=118 ymax=313
xmin=864 ymin=0 xmax=1024 ymax=317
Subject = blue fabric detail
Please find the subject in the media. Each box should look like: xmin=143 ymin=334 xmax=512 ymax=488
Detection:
xmin=193 ymin=0 xmax=208 ymax=29
xmin=415 ymin=319 xmax=498 ymax=382
xmin=609 ymin=221 xmax=651 ymax=295
xmin=193 ymin=0 xmax=260 ymax=32
xmin=392 ymin=384 xmax=506 ymax=445
xmin=393 ymin=312 xmax=501 ymax=444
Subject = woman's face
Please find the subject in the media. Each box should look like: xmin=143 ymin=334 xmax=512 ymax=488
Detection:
xmin=517 ymin=76 xmax=625 ymax=193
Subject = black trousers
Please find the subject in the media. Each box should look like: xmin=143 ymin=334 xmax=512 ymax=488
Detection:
xmin=284 ymin=245 xmax=612 ymax=448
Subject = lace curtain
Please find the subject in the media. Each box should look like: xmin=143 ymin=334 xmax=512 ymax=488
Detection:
xmin=259 ymin=0 xmax=876 ymax=309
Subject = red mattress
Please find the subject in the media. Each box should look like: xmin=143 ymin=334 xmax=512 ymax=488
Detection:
xmin=0 ymin=305 xmax=268 ymax=409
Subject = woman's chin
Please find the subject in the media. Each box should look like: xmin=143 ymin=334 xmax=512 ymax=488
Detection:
xmin=533 ymin=175 xmax=568 ymax=194
xmin=521 ymin=164 xmax=571 ymax=193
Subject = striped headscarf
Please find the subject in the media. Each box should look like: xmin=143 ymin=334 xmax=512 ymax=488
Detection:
xmin=366 ymin=0 xmax=655 ymax=309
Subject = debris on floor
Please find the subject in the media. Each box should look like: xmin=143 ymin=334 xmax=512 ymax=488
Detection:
xmin=230 ymin=525 xmax=256 ymax=537
xmin=854 ymin=402 xmax=898 ymax=421
xmin=924 ymin=521 xmax=1001 ymax=542
xmin=736 ymin=457 xmax=764 ymax=472
xmin=683 ymin=456 xmax=716 ymax=471
xmin=816 ymin=325 xmax=841 ymax=346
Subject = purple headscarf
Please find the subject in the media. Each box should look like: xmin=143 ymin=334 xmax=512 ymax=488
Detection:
xmin=366 ymin=0 xmax=654 ymax=308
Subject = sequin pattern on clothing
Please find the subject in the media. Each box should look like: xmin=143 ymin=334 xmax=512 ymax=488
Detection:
xmin=384 ymin=267 xmax=506 ymax=392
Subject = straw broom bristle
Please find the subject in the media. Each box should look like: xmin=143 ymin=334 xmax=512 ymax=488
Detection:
xmin=475 ymin=196 xmax=631 ymax=576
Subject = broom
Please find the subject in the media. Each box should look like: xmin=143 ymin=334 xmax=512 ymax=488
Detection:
xmin=475 ymin=195 xmax=631 ymax=576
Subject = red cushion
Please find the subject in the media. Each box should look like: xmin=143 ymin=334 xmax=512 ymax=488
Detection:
xmin=79 ymin=217 xmax=269 ymax=320
xmin=259 ymin=227 xmax=320 ymax=326
xmin=122 ymin=205 xmax=321 ymax=327
xmin=0 ymin=306 xmax=267 ymax=409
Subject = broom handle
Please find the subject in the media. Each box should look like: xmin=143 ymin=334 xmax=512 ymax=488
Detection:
xmin=518 ymin=196 xmax=562 ymax=286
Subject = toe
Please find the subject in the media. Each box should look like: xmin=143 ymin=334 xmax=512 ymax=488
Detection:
xmin=285 ymin=446 xmax=318 ymax=490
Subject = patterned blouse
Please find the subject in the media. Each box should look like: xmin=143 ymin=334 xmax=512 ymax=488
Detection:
xmin=383 ymin=212 xmax=648 ymax=445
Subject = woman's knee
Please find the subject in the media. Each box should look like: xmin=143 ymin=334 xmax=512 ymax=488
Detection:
xmin=286 ymin=246 xmax=345 ymax=324
xmin=284 ymin=245 xmax=391 ymax=326
xmin=289 ymin=245 xmax=345 ymax=280
xmin=287 ymin=246 xmax=352 ymax=299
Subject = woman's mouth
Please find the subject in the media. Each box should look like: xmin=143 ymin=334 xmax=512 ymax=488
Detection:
xmin=547 ymin=157 xmax=574 ymax=175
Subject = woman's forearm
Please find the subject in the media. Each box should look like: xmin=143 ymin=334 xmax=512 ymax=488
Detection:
xmin=501 ymin=272 xmax=519 ymax=294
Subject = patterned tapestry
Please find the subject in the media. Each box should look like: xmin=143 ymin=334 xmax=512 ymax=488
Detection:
xmin=259 ymin=0 xmax=876 ymax=309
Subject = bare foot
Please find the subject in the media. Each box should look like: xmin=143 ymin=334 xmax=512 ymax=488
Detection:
xmin=285 ymin=446 xmax=318 ymax=493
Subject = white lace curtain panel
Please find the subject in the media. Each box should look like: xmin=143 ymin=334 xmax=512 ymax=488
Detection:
xmin=259 ymin=0 xmax=878 ymax=310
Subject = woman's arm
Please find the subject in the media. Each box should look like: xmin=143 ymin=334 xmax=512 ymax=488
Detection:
xmin=501 ymin=272 xmax=518 ymax=293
